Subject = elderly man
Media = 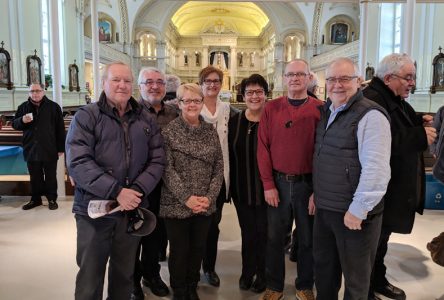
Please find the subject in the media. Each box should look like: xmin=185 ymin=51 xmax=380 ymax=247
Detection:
xmin=66 ymin=62 xmax=165 ymax=300
xmin=12 ymin=83 xmax=65 ymax=210
xmin=132 ymin=67 xmax=179 ymax=300
xmin=257 ymin=59 xmax=323 ymax=300
xmin=312 ymin=57 xmax=392 ymax=300
xmin=363 ymin=53 xmax=436 ymax=300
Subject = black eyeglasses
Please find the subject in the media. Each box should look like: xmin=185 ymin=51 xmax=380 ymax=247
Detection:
xmin=203 ymin=79 xmax=221 ymax=85
xmin=140 ymin=80 xmax=166 ymax=86
xmin=391 ymin=74 xmax=416 ymax=83
xmin=284 ymin=72 xmax=308 ymax=78
xmin=325 ymin=76 xmax=358 ymax=84
xmin=180 ymin=98 xmax=203 ymax=105
xmin=245 ymin=89 xmax=265 ymax=97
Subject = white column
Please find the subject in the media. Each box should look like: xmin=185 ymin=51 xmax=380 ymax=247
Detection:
xmin=202 ymin=47 xmax=209 ymax=67
xmin=7 ymin=0 xmax=23 ymax=85
xmin=230 ymin=47 xmax=236 ymax=90
xmin=48 ymin=0 xmax=65 ymax=197
xmin=274 ymin=42 xmax=285 ymax=95
xmin=156 ymin=41 xmax=166 ymax=72
xmin=76 ymin=9 xmax=86 ymax=91
xmin=359 ymin=0 xmax=369 ymax=77
xmin=402 ymin=0 xmax=416 ymax=56
xmin=91 ymin=0 xmax=100 ymax=101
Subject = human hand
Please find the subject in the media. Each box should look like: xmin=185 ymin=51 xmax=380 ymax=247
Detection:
xmin=308 ymin=193 xmax=316 ymax=215
xmin=264 ymin=188 xmax=280 ymax=207
xmin=116 ymin=188 xmax=142 ymax=211
xmin=22 ymin=113 xmax=33 ymax=123
xmin=423 ymin=114 xmax=434 ymax=126
xmin=344 ymin=211 xmax=362 ymax=230
xmin=425 ymin=127 xmax=437 ymax=145
xmin=186 ymin=196 xmax=209 ymax=213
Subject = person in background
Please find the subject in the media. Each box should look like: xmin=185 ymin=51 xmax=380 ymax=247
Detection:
xmin=363 ymin=53 xmax=436 ymax=300
xmin=164 ymin=74 xmax=181 ymax=104
xmin=199 ymin=65 xmax=238 ymax=287
xmin=131 ymin=67 xmax=179 ymax=300
xmin=430 ymin=104 xmax=444 ymax=157
xmin=313 ymin=57 xmax=391 ymax=300
xmin=257 ymin=59 xmax=323 ymax=300
xmin=228 ymin=74 xmax=268 ymax=294
xmin=307 ymin=71 xmax=319 ymax=99
xmin=160 ymin=83 xmax=223 ymax=300
xmin=12 ymin=83 xmax=65 ymax=210
xmin=66 ymin=62 xmax=165 ymax=300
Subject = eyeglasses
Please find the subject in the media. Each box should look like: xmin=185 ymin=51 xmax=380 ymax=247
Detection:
xmin=29 ymin=90 xmax=43 ymax=94
xmin=245 ymin=89 xmax=265 ymax=97
xmin=284 ymin=72 xmax=308 ymax=78
xmin=391 ymin=74 xmax=416 ymax=83
xmin=203 ymin=79 xmax=221 ymax=86
xmin=140 ymin=80 xmax=166 ymax=86
xmin=180 ymin=98 xmax=203 ymax=105
xmin=325 ymin=76 xmax=358 ymax=84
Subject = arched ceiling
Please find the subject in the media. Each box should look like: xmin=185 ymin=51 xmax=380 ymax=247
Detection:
xmin=171 ymin=2 xmax=269 ymax=37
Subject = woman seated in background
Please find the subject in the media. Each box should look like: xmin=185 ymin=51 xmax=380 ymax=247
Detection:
xmin=160 ymin=83 xmax=224 ymax=300
xmin=228 ymin=74 xmax=268 ymax=293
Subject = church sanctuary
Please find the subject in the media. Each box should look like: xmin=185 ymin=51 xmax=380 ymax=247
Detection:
xmin=1 ymin=1 xmax=444 ymax=299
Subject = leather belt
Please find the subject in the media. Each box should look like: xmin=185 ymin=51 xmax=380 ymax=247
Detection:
xmin=273 ymin=170 xmax=312 ymax=182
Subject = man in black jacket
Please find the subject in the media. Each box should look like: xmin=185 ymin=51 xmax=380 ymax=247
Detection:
xmin=12 ymin=83 xmax=65 ymax=210
xmin=363 ymin=53 xmax=437 ymax=300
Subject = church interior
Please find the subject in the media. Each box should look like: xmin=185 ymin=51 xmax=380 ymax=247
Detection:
xmin=1 ymin=0 xmax=444 ymax=299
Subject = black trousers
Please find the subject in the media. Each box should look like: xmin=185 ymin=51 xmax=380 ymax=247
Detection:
xmin=370 ymin=227 xmax=392 ymax=290
xmin=27 ymin=160 xmax=58 ymax=201
xmin=234 ymin=200 xmax=267 ymax=279
xmin=313 ymin=209 xmax=382 ymax=300
xmin=202 ymin=183 xmax=226 ymax=273
xmin=165 ymin=215 xmax=212 ymax=296
xmin=134 ymin=182 xmax=168 ymax=283
xmin=75 ymin=213 xmax=140 ymax=300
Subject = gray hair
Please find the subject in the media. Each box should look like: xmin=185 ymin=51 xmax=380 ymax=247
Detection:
xmin=101 ymin=62 xmax=133 ymax=82
xmin=137 ymin=67 xmax=165 ymax=84
xmin=284 ymin=59 xmax=310 ymax=74
xmin=375 ymin=53 xmax=415 ymax=79
xmin=325 ymin=57 xmax=360 ymax=77
xmin=165 ymin=74 xmax=181 ymax=93
xmin=307 ymin=71 xmax=318 ymax=93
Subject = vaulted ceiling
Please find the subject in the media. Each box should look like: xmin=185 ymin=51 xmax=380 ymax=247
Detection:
xmin=171 ymin=1 xmax=269 ymax=37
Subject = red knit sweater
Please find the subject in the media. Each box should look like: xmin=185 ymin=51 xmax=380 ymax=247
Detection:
xmin=257 ymin=96 xmax=323 ymax=190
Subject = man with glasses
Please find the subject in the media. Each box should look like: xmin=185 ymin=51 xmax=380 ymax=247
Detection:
xmin=131 ymin=67 xmax=179 ymax=300
xmin=12 ymin=83 xmax=65 ymax=210
xmin=313 ymin=57 xmax=392 ymax=300
xmin=66 ymin=62 xmax=165 ymax=300
xmin=363 ymin=53 xmax=436 ymax=300
xmin=257 ymin=59 xmax=323 ymax=300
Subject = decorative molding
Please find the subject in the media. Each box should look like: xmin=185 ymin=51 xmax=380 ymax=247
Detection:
xmin=118 ymin=0 xmax=129 ymax=43
xmin=310 ymin=40 xmax=359 ymax=71
xmin=201 ymin=34 xmax=238 ymax=47
xmin=84 ymin=37 xmax=130 ymax=64
xmin=312 ymin=3 xmax=324 ymax=46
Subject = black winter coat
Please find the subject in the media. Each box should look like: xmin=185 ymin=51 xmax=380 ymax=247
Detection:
xmin=12 ymin=96 xmax=65 ymax=162
xmin=363 ymin=77 xmax=427 ymax=234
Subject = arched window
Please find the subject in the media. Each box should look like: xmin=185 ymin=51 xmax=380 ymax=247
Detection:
xmin=140 ymin=33 xmax=157 ymax=59
xmin=284 ymin=35 xmax=301 ymax=62
xmin=378 ymin=3 xmax=403 ymax=61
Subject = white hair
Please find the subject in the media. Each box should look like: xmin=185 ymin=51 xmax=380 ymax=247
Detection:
xmin=325 ymin=57 xmax=360 ymax=77
xmin=375 ymin=53 xmax=415 ymax=79
xmin=137 ymin=67 xmax=165 ymax=84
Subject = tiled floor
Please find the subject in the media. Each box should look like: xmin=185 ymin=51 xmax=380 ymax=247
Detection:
xmin=0 ymin=196 xmax=443 ymax=300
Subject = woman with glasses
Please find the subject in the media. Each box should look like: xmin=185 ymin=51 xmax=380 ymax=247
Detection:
xmin=198 ymin=66 xmax=238 ymax=287
xmin=228 ymin=74 xmax=268 ymax=293
xmin=160 ymin=83 xmax=224 ymax=300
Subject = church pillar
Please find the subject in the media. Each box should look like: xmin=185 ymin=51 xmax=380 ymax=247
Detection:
xmin=359 ymin=1 xmax=369 ymax=77
xmin=402 ymin=0 xmax=416 ymax=56
xmin=90 ymin=0 xmax=100 ymax=101
xmin=230 ymin=47 xmax=236 ymax=91
xmin=203 ymin=46 xmax=209 ymax=67
xmin=156 ymin=41 xmax=166 ymax=73
xmin=48 ymin=0 xmax=65 ymax=197
xmin=76 ymin=9 xmax=86 ymax=92
xmin=274 ymin=42 xmax=285 ymax=96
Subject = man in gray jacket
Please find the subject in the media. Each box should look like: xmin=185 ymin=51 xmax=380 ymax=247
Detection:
xmin=66 ymin=62 xmax=165 ymax=300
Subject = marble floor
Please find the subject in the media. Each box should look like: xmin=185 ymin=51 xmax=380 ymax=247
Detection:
xmin=0 ymin=196 xmax=443 ymax=300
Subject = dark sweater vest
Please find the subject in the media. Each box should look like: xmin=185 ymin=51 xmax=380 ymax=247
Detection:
xmin=313 ymin=90 xmax=388 ymax=214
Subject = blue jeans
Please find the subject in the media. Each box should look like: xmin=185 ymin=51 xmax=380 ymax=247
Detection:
xmin=266 ymin=173 xmax=314 ymax=292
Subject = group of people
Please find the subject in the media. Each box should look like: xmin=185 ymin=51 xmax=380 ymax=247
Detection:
xmin=12 ymin=51 xmax=437 ymax=300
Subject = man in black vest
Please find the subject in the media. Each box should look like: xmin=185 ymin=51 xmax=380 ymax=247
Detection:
xmin=312 ymin=57 xmax=392 ymax=300
xmin=363 ymin=53 xmax=436 ymax=300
